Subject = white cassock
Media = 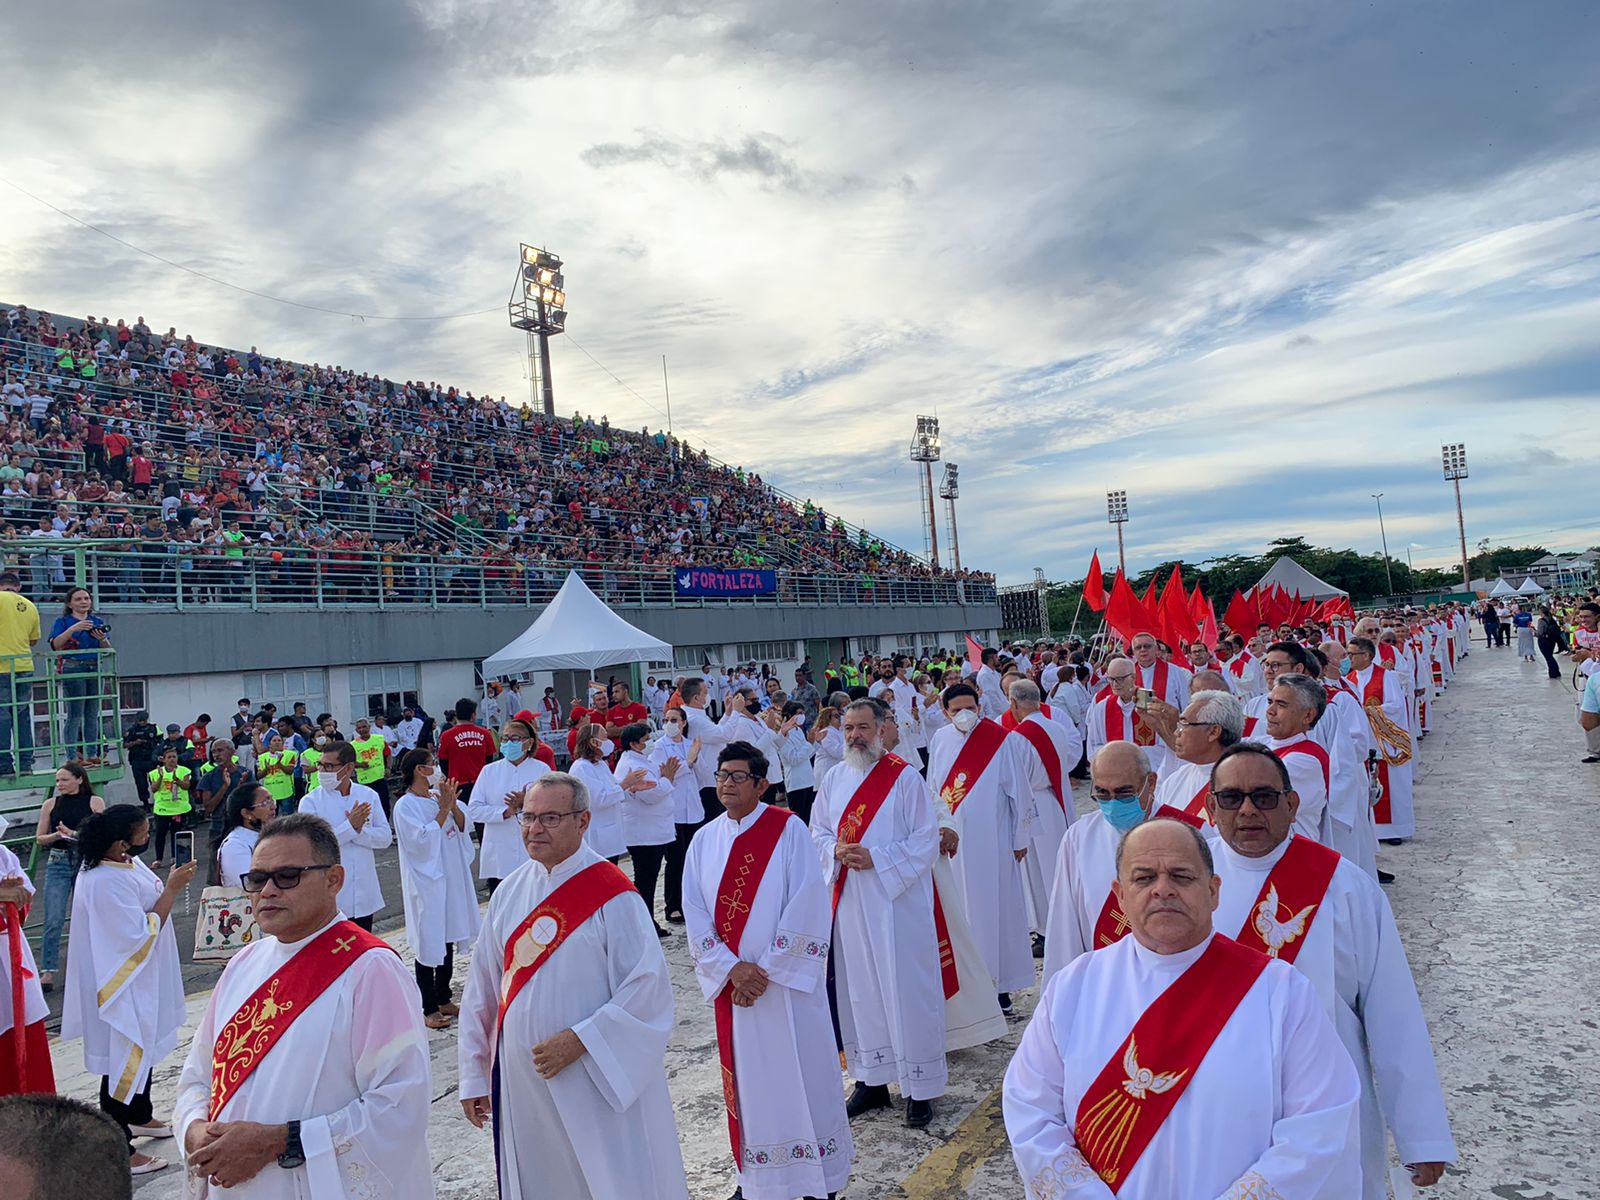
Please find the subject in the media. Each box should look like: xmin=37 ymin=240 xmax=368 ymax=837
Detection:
xmin=1348 ymin=666 xmax=1415 ymax=839
xmin=1004 ymin=932 xmax=1362 ymax=1199
xmin=393 ymin=790 xmax=481 ymax=968
xmin=648 ymin=733 xmax=702 ymax=827
xmin=60 ymin=860 xmax=185 ymax=1103
xmin=1153 ymin=757 xmax=1215 ymax=826
xmin=1263 ymin=733 xmax=1329 ymax=843
xmin=0 ymin=840 xmax=48 ymax=1071
xmin=1318 ymin=687 xmax=1379 ymax=879
xmin=885 ymin=677 xmax=926 ymax=753
xmin=926 ymin=723 xmax=1035 ymax=994
xmin=1135 ymin=659 xmax=1192 ymax=708
xmin=174 ymin=917 xmax=435 ymax=1198
xmin=1010 ymin=712 xmax=1079 ymax=932
xmin=617 ymin=747 xmax=676 ymax=849
xmin=1222 ymin=653 xmax=1266 ymax=699
xmin=298 ymin=783 xmax=392 ymax=920
xmin=684 ymin=806 xmax=853 ymax=1200
xmin=1084 ymin=697 xmax=1166 ymax=771
xmin=811 ymin=758 xmax=947 ymax=1098
xmin=468 ymin=755 xmax=551 ymax=882
xmin=1211 ymin=838 xmax=1458 ymax=1198
xmin=975 ymin=665 xmax=1007 ymax=717
xmin=811 ymin=726 xmax=845 ymax=785
xmin=1040 ymin=810 xmax=1124 ymax=984
xmin=457 ymin=847 xmax=688 ymax=1200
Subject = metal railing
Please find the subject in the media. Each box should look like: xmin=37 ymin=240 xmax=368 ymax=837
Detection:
xmin=1 ymin=645 xmax=123 ymax=798
xmin=0 ymin=539 xmax=997 ymax=612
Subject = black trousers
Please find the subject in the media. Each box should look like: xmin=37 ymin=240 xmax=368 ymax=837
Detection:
xmin=485 ymin=876 xmax=501 ymax=897
xmin=351 ymin=914 xmax=374 ymax=932
xmin=415 ymin=945 xmax=455 ymax=1015
xmin=367 ymin=776 xmax=393 ymax=819
xmin=150 ymin=814 xmax=190 ymax=863
xmin=1538 ymin=637 xmax=1562 ymax=678
xmin=629 ymin=842 xmax=670 ymax=924
xmin=130 ymin=764 xmax=153 ymax=807
xmin=698 ymin=784 xmax=722 ymax=823
xmin=664 ymin=822 xmax=698 ymax=918
xmin=786 ymin=786 xmax=816 ymax=826
xmin=99 ymin=1074 xmax=153 ymax=1155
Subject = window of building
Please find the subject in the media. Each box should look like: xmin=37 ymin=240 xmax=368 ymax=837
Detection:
xmin=674 ymin=644 xmax=721 ymax=670
xmin=349 ymin=663 xmax=418 ymax=721
xmin=735 ymin=640 xmax=796 ymax=664
xmin=244 ymin=669 xmax=329 ymax=722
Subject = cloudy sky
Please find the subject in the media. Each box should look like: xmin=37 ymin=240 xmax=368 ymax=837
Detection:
xmin=4 ymin=1 xmax=1598 ymax=583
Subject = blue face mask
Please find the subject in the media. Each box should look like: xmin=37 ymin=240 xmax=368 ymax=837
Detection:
xmin=1098 ymin=795 xmax=1146 ymax=833
xmin=502 ymin=740 xmax=527 ymax=762
xmin=1339 ymin=656 xmax=1352 ymax=674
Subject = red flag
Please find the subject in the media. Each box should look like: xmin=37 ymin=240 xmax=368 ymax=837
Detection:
xmin=1105 ymin=571 xmax=1158 ymax=647
xmin=1196 ymin=594 xmax=1219 ymax=649
xmin=1141 ymin=577 xmax=1158 ymax=609
xmin=965 ymin=634 xmax=983 ymax=669
xmin=1158 ymin=564 xmax=1193 ymax=649
xmin=1222 ymin=588 xmax=1252 ymax=633
xmin=1083 ymin=551 xmax=1107 ymax=612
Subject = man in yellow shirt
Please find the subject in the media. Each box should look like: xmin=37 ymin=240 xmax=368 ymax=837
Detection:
xmin=0 ymin=569 xmax=41 ymax=775
xmin=350 ymin=716 xmax=392 ymax=817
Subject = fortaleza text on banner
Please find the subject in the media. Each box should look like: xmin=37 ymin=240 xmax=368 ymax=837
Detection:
xmin=674 ymin=567 xmax=778 ymax=597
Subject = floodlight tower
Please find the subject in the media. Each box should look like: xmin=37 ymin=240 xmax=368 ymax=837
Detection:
xmin=1034 ymin=566 xmax=1050 ymax=636
xmin=909 ymin=416 xmax=942 ymax=569
xmin=508 ymin=244 xmax=568 ymax=417
xmin=1442 ymin=442 xmax=1470 ymax=590
xmin=1107 ymin=490 xmax=1129 ymax=575
xmin=939 ymin=463 xmax=961 ymax=572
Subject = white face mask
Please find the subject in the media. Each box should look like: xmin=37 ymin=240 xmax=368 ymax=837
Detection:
xmin=951 ymin=709 xmax=981 ymax=734
xmin=599 ymin=738 xmax=616 ymax=757
xmin=316 ymin=770 xmax=340 ymax=791
xmin=663 ymin=723 xmax=683 ymax=739
xmin=425 ymin=767 xmax=442 ymax=785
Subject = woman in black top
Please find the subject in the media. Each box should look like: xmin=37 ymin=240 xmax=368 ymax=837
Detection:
xmin=31 ymin=761 xmax=106 ymax=989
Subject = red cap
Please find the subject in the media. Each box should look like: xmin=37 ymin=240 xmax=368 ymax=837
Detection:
xmin=512 ymin=709 xmax=540 ymax=726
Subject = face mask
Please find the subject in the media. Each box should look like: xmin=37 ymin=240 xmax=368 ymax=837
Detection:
xmin=597 ymin=738 xmax=616 ymax=757
xmin=426 ymin=767 xmax=442 ymax=784
xmin=1339 ymin=657 xmax=1352 ymax=674
xmin=951 ymin=709 xmax=980 ymax=734
xmin=663 ymin=723 xmax=683 ymax=739
xmin=128 ymin=839 xmax=150 ymax=857
xmin=1098 ymin=795 xmax=1146 ymax=833
xmin=502 ymin=740 xmax=527 ymax=762
xmin=316 ymin=770 xmax=340 ymax=791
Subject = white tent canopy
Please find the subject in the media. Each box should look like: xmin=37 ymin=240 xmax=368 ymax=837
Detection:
xmin=1516 ymin=576 xmax=1546 ymax=596
xmin=1487 ymin=578 xmax=1518 ymax=597
xmin=481 ymin=571 xmax=673 ymax=676
xmin=1253 ymin=557 xmax=1348 ymax=601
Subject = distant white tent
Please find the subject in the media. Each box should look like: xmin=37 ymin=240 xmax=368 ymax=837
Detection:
xmin=1516 ymin=576 xmax=1546 ymax=596
xmin=1253 ymin=557 xmax=1348 ymax=601
xmin=1487 ymin=578 xmax=1518 ymax=597
xmin=481 ymin=571 xmax=672 ymax=676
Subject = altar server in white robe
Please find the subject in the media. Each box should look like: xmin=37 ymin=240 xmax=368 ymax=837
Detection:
xmin=0 ymin=817 xmax=54 ymax=1097
xmin=175 ymin=813 xmax=434 ymax=1198
xmin=1205 ymin=744 xmax=1456 ymax=1197
xmin=467 ymin=718 xmax=550 ymax=891
xmin=1005 ymin=818 xmax=1361 ymax=1199
xmin=1261 ymin=675 xmax=1331 ymax=842
xmin=927 ymin=682 xmax=1035 ymax=1009
xmin=684 ymin=741 xmax=853 ymax=1200
xmin=974 ymin=647 xmax=1008 ymax=718
xmin=61 ymin=804 xmax=191 ymax=1174
xmin=458 ymin=773 xmax=688 ymax=1200
xmin=811 ymin=700 xmax=946 ymax=1128
xmin=296 ymin=741 xmax=391 ymax=929
xmin=394 ymin=749 xmax=481 ymax=1027
xmin=1004 ymin=679 xmax=1078 ymax=933
xmin=1346 ymin=638 xmax=1416 ymax=841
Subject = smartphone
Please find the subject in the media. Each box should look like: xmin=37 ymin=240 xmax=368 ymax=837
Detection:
xmin=174 ymin=831 xmax=195 ymax=869
xmin=1135 ymin=687 xmax=1155 ymax=709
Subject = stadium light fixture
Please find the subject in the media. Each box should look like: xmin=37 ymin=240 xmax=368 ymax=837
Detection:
xmin=1106 ymin=489 xmax=1129 ymax=574
xmin=508 ymin=243 xmax=568 ymax=417
xmin=1441 ymin=442 xmax=1470 ymax=590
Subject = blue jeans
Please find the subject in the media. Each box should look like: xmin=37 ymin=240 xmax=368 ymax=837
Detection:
xmin=39 ymin=847 xmax=77 ymax=973
xmin=61 ymin=669 xmax=98 ymax=760
xmin=0 ymin=672 xmax=34 ymax=774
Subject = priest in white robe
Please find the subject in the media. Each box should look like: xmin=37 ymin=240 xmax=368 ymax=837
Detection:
xmin=927 ymin=682 xmax=1035 ymax=1009
xmin=458 ymin=772 xmax=689 ymax=1200
xmin=0 ymin=821 xmax=53 ymax=1096
xmin=811 ymin=700 xmax=946 ymax=1128
xmin=1315 ymin=645 xmax=1380 ymax=879
xmin=175 ymin=812 xmax=434 ymax=1197
xmin=1128 ymin=632 xmax=1192 ymax=708
xmin=1084 ymin=659 xmax=1164 ymax=766
xmin=1002 ymin=680 xmax=1078 ymax=935
xmin=466 ymin=718 xmax=551 ymax=891
xmin=296 ymin=741 xmax=392 ymax=929
xmin=394 ymin=749 xmax=481 ymax=1027
xmin=1261 ymin=675 xmax=1331 ymax=842
xmin=1204 ymin=743 xmax=1456 ymax=1197
xmin=974 ymin=648 xmax=1008 ymax=718
xmin=1151 ymin=689 xmax=1242 ymax=825
xmin=684 ymin=740 xmax=853 ymax=1200
xmin=1005 ymin=817 xmax=1361 ymax=1199
xmin=1346 ymin=638 xmax=1416 ymax=841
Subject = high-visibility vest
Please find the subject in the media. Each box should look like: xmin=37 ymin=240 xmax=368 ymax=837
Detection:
xmin=258 ymin=751 xmax=298 ymax=800
xmin=148 ymin=766 xmax=193 ymax=817
xmin=351 ymin=735 xmax=387 ymax=785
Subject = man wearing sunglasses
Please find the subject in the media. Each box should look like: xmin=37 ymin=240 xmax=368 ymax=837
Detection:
xmin=1205 ymin=743 xmax=1456 ymax=1197
xmin=174 ymin=813 xmax=434 ymax=1196
xmin=457 ymin=772 xmax=689 ymax=1200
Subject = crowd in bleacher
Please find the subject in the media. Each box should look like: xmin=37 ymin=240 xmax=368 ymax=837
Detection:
xmin=0 ymin=304 xmax=995 ymax=604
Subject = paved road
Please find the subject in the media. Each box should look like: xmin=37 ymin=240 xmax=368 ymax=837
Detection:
xmin=38 ymin=646 xmax=1600 ymax=1198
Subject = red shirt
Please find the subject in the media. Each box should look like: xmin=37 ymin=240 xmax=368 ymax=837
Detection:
xmin=566 ymin=705 xmax=591 ymax=758
xmin=438 ymin=723 xmax=497 ymax=784
xmin=533 ymin=741 xmax=556 ymax=769
xmin=605 ymin=703 xmax=647 ymax=731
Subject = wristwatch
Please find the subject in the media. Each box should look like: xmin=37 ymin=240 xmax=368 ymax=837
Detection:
xmin=277 ymin=1120 xmax=305 ymax=1169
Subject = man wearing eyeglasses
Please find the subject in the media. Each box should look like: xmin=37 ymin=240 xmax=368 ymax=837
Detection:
xmin=683 ymin=741 xmax=852 ymax=1200
xmin=1151 ymin=689 xmax=1243 ymax=825
xmin=1008 ymin=808 xmax=1362 ymax=1198
xmin=174 ymin=813 xmax=435 ymax=1197
xmin=1205 ymin=743 xmax=1456 ymax=1197
xmin=457 ymin=772 xmax=689 ymax=1200
xmin=1084 ymin=657 xmax=1162 ymax=763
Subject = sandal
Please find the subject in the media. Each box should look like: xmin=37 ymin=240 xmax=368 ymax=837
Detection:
xmin=438 ymin=1002 xmax=460 ymax=1017
xmin=129 ymin=1121 xmax=173 ymax=1139
xmin=424 ymin=1013 xmax=453 ymax=1030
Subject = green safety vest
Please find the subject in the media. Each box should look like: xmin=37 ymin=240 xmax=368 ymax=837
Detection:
xmin=301 ymin=747 xmax=322 ymax=773
xmin=352 ymin=735 xmax=387 ymax=784
xmin=148 ymin=766 xmax=193 ymax=817
xmin=258 ymin=751 xmax=298 ymax=800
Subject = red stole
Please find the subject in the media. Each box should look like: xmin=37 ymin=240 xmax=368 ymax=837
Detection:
xmin=1000 ymin=703 xmax=1053 ymax=730
xmin=1103 ymin=701 xmax=1154 ymax=747
xmin=209 ymin=921 xmax=395 ymax=1120
xmin=829 ymin=755 xmax=911 ymax=915
xmin=1179 ymin=778 xmax=1210 ymax=820
xmin=1273 ymin=739 xmax=1330 ymax=795
xmin=2 ymin=901 xmax=40 ymax=1087
xmin=1073 ymin=935 xmax=1270 ymax=1191
xmin=939 ymin=718 xmax=1008 ymax=814
xmin=1144 ymin=659 xmax=1172 ymax=699
xmin=712 ymin=806 xmax=796 ymax=1169
xmin=1242 ymin=715 xmax=1259 ymax=737
xmin=1009 ymin=716 xmax=1066 ymax=812
xmin=1348 ymin=667 xmax=1393 ymax=823
xmin=1231 ymin=837 xmax=1340 ymax=964
xmin=496 ymin=860 xmax=636 ymax=1036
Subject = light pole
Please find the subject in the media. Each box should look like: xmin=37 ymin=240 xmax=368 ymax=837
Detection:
xmin=1371 ymin=493 xmax=1394 ymax=595
xmin=1033 ymin=567 xmax=1050 ymax=636
xmin=1106 ymin=490 xmax=1129 ymax=575
xmin=1442 ymin=443 xmax=1470 ymax=590
xmin=508 ymin=244 xmax=568 ymax=417
xmin=909 ymin=416 xmax=942 ymax=569
xmin=938 ymin=463 xmax=961 ymax=571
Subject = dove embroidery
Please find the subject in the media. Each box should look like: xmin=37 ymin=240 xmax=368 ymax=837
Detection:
xmin=1251 ymin=884 xmax=1316 ymax=958
xmin=1120 ymin=1035 xmax=1186 ymax=1100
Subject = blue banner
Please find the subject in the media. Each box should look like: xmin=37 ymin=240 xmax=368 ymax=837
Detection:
xmin=674 ymin=567 xmax=777 ymax=597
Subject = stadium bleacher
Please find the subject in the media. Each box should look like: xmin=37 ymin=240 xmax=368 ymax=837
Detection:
xmin=0 ymin=304 xmax=995 ymax=609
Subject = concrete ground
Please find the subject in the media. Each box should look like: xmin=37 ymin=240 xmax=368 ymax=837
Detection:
xmin=40 ymin=644 xmax=1600 ymax=1198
